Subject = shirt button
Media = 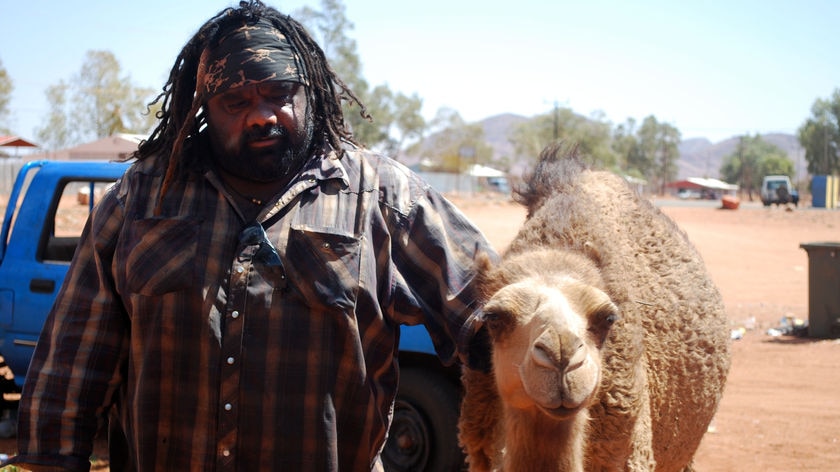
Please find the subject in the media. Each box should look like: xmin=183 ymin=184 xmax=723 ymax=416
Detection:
xmin=231 ymin=310 xmax=240 ymax=319
xmin=225 ymin=403 xmax=232 ymax=411
xmin=227 ymin=357 xmax=235 ymax=365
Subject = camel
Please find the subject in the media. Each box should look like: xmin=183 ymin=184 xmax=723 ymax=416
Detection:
xmin=459 ymin=143 xmax=731 ymax=471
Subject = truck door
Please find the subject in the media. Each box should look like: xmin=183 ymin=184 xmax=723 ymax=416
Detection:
xmin=0 ymin=177 xmax=118 ymax=387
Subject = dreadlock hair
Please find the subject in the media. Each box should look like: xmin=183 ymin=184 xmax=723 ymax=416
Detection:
xmin=134 ymin=0 xmax=368 ymax=210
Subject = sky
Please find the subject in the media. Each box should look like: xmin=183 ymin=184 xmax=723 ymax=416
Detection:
xmin=1 ymin=0 xmax=838 ymax=144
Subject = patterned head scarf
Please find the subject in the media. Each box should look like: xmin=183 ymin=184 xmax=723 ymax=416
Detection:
xmin=197 ymin=17 xmax=309 ymax=98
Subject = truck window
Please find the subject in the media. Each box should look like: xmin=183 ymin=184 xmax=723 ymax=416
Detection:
xmin=40 ymin=180 xmax=116 ymax=263
xmin=3 ymin=166 xmax=38 ymax=251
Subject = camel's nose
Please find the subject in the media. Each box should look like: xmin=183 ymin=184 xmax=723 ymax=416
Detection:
xmin=531 ymin=330 xmax=586 ymax=371
xmin=531 ymin=342 xmax=558 ymax=369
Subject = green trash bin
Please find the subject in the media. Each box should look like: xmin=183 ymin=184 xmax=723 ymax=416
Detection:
xmin=799 ymin=242 xmax=840 ymax=338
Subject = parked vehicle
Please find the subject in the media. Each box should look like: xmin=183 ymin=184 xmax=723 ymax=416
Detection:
xmin=0 ymin=160 xmax=131 ymax=389
xmin=0 ymin=160 xmax=462 ymax=470
xmin=678 ymin=188 xmax=702 ymax=199
xmin=760 ymin=175 xmax=798 ymax=207
xmin=486 ymin=176 xmax=511 ymax=194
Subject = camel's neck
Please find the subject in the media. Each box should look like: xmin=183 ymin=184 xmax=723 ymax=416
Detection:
xmin=501 ymin=407 xmax=589 ymax=472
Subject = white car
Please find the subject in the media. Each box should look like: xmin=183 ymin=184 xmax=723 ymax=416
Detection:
xmin=678 ymin=189 xmax=701 ymax=199
xmin=760 ymin=175 xmax=798 ymax=207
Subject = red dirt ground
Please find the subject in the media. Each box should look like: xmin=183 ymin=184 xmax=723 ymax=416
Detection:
xmin=2 ymin=196 xmax=839 ymax=471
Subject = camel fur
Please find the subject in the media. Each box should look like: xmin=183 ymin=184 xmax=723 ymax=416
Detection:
xmin=459 ymin=143 xmax=731 ymax=471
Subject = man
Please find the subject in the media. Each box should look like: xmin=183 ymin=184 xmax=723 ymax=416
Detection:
xmin=8 ymin=1 xmax=496 ymax=470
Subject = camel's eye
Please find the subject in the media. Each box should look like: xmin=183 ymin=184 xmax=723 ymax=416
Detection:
xmin=482 ymin=309 xmax=503 ymax=328
xmin=481 ymin=308 xmax=515 ymax=340
xmin=588 ymin=304 xmax=619 ymax=345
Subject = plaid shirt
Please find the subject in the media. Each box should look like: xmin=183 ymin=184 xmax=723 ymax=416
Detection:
xmin=13 ymin=145 xmax=495 ymax=471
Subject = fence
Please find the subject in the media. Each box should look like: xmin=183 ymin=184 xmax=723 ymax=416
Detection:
xmin=0 ymin=158 xmax=24 ymax=195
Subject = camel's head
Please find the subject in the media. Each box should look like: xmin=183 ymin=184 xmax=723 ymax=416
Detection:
xmin=480 ymin=249 xmax=618 ymax=420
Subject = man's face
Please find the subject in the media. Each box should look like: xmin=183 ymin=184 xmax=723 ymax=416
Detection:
xmin=205 ymin=81 xmax=313 ymax=182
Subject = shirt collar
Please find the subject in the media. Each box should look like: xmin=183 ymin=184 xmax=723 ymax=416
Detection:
xmin=302 ymin=144 xmax=351 ymax=191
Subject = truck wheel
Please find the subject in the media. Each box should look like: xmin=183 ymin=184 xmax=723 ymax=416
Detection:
xmin=383 ymin=367 xmax=464 ymax=471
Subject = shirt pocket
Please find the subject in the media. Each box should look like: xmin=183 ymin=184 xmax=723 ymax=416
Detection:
xmin=284 ymin=226 xmax=361 ymax=311
xmin=120 ymin=216 xmax=202 ymax=296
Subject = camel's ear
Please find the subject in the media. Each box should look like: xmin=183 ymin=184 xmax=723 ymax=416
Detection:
xmin=582 ymin=241 xmax=603 ymax=267
xmin=476 ymin=251 xmax=495 ymax=274
xmin=473 ymin=251 xmax=500 ymax=301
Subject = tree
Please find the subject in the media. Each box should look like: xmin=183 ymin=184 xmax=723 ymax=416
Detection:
xmin=798 ymin=88 xmax=840 ymax=176
xmin=389 ymin=92 xmax=425 ymax=154
xmin=719 ymin=134 xmax=792 ymax=200
xmin=0 ymin=57 xmax=12 ymax=135
xmin=71 ymin=50 xmax=157 ymax=141
xmin=35 ymin=81 xmax=71 ymax=151
xmin=294 ymin=0 xmax=425 ymax=154
xmin=413 ymin=108 xmax=492 ymax=173
xmin=636 ymin=116 xmax=680 ymax=194
xmin=570 ymin=110 xmax=617 ymax=170
xmin=345 ymin=84 xmax=425 ymax=156
xmin=611 ymin=118 xmax=646 ymax=179
xmin=759 ymin=154 xmax=795 ymax=179
xmin=36 ymin=50 xmax=157 ymax=148
xmin=509 ymin=106 xmax=616 ymax=170
xmin=508 ymin=111 xmax=559 ymax=165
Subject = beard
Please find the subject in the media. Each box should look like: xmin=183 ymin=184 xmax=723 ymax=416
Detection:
xmin=210 ymin=120 xmax=315 ymax=183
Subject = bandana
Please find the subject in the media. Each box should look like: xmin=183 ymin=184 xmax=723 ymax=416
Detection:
xmin=197 ymin=18 xmax=308 ymax=98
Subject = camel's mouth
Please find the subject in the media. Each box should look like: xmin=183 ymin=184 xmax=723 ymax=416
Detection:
xmin=537 ymin=402 xmax=584 ymax=420
xmin=518 ymin=368 xmax=599 ymax=418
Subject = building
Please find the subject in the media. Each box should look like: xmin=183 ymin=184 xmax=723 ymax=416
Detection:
xmin=25 ymin=134 xmax=145 ymax=162
xmin=0 ymin=136 xmax=38 ymax=157
xmin=666 ymin=177 xmax=739 ymax=200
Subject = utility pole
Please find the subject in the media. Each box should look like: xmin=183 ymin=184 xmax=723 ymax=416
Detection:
xmin=738 ymin=135 xmax=745 ymax=199
xmin=824 ymin=125 xmax=829 ymax=174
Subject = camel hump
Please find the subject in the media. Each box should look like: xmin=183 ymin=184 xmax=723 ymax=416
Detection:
xmin=514 ymin=141 xmax=588 ymax=215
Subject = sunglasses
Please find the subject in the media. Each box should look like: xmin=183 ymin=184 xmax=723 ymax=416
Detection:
xmin=239 ymin=221 xmax=287 ymax=285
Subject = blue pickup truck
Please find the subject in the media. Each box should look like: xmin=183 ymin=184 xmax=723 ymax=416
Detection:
xmin=0 ymin=160 xmax=463 ymax=471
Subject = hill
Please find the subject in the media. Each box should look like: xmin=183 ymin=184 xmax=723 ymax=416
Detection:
xmin=402 ymin=113 xmax=805 ymax=182
xmin=678 ymin=133 xmax=805 ymax=181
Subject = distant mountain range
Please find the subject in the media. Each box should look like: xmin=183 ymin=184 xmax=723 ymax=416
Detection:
xmin=404 ymin=113 xmax=807 ymax=182
xmin=676 ymin=133 xmax=805 ymax=181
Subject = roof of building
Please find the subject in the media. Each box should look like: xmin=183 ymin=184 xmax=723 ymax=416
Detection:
xmin=0 ymin=136 xmax=38 ymax=147
xmin=25 ymin=134 xmax=146 ymax=161
xmin=668 ymin=177 xmax=739 ymax=191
